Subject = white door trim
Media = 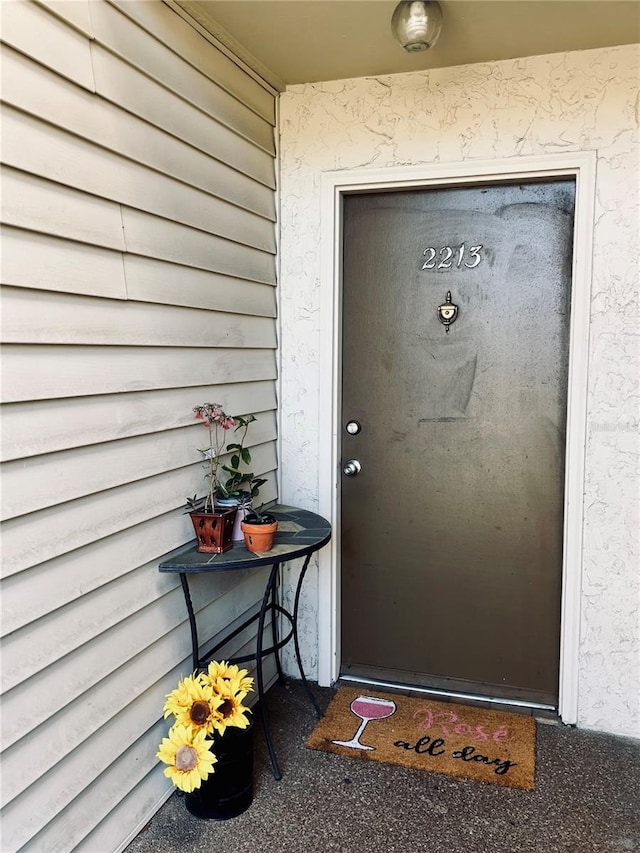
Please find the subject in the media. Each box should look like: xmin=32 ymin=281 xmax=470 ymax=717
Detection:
xmin=317 ymin=153 xmax=595 ymax=724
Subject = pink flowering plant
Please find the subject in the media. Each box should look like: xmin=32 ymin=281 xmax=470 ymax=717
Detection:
xmin=187 ymin=403 xmax=267 ymax=513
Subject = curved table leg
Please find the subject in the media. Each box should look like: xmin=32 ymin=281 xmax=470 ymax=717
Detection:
xmin=256 ymin=562 xmax=282 ymax=780
xmin=179 ymin=551 xmax=322 ymax=776
xmin=271 ymin=565 xmax=285 ymax=684
xmin=293 ymin=554 xmax=323 ymax=718
xmin=180 ymin=573 xmax=200 ymax=672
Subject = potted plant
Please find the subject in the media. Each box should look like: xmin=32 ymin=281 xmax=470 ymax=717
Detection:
xmin=215 ymin=413 xmax=267 ymax=541
xmin=156 ymin=662 xmax=255 ymax=820
xmin=240 ymin=503 xmax=279 ymax=554
xmin=187 ymin=404 xmax=267 ymax=553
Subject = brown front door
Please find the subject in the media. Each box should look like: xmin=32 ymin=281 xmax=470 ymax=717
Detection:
xmin=340 ymin=180 xmax=575 ymax=707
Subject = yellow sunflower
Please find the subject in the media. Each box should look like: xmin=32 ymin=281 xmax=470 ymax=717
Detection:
xmin=163 ymin=674 xmax=220 ymax=735
xmin=210 ymin=680 xmax=252 ymax=736
xmin=156 ymin=724 xmax=217 ymax=793
xmin=200 ymin=661 xmax=254 ymax=695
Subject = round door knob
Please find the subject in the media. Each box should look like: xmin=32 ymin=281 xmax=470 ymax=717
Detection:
xmin=343 ymin=459 xmax=362 ymax=476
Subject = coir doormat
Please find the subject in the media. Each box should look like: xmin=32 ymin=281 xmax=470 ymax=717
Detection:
xmin=307 ymin=687 xmax=536 ymax=790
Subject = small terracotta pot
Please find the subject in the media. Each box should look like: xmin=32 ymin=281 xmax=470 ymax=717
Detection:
xmin=240 ymin=519 xmax=278 ymax=553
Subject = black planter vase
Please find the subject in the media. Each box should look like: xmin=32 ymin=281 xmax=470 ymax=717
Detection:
xmin=185 ymin=721 xmax=254 ymax=820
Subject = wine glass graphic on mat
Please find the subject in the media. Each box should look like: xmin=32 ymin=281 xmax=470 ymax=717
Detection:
xmin=332 ymin=695 xmax=396 ymax=751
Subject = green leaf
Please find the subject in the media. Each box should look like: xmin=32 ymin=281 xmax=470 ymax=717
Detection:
xmin=241 ymin=448 xmax=251 ymax=465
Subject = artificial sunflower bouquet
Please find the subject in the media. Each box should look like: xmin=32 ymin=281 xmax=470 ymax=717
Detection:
xmin=156 ymin=661 xmax=254 ymax=793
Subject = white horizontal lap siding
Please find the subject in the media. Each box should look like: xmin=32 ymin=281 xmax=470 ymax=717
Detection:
xmin=123 ymin=255 xmax=277 ymax=314
xmin=1 ymin=166 xmax=127 ymax=251
xmin=1 ymin=0 xmax=94 ymax=88
xmin=90 ymin=42 xmax=276 ymax=186
xmin=1 ymin=512 xmax=192 ymax=636
xmin=2 ymin=381 xmax=277 ymax=461
xmin=1 ymin=288 xmax=277 ymax=348
xmin=2 ymin=108 xmax=275 ymax=253
xmin=2 ymin=426 xmax=277 ymax=520
xmin=2 ymin=46 xmax=275 ymax=203
xmin=1 ymin=222 xmax=276 ymax=299
xmin=89 ymin=1 xmax=275 ymax=150
xmin=106 ymin=0 xmax=275 ymax=123
xmin=1 ymin=344 xmax=277 ymax=402
xmin=2 ymin=575 xmax=273 ymax=848
xmin=0 ymin=1 xmax=278 ymax=850
xmin=2 ymin=567 xmax=270 ymax=745
xmin=0 ymin=466 xmax=279 ymax=578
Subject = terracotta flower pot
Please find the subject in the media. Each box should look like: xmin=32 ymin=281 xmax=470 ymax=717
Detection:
xmin=190 ymin=508 xmax=237 ymax=553
xmin=240 ymin=518 xmax=278 ymax=553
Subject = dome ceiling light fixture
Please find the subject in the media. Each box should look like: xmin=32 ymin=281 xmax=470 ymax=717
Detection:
xmin=391 ymin=0 xmax=443 ymax=53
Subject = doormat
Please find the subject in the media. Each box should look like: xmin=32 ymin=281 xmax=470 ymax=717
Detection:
xmin=306 ymin=687 xmax=536 ymax=790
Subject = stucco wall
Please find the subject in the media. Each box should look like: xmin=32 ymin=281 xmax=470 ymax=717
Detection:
xmin=278 ymin=44 xmax=639 ymax=737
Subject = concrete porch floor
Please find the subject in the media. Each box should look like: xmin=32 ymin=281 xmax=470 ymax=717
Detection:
xmin=126 ymin=681 xmax=639 ymax=853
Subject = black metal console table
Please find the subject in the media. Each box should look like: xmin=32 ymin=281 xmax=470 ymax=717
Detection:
xmin=158 ymin=504 xmax=331 ymax=780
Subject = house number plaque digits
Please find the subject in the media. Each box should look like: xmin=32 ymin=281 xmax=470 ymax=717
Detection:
xmin=421 ymin=242 xmax=484 ymax=270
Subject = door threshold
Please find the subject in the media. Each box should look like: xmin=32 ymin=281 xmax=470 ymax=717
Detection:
xmin=338 ymin=674 xmax=559 ymax=719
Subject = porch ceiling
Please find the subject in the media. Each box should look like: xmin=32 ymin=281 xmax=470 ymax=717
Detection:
xmin=177 ymin=0 xmax=640 ymax=89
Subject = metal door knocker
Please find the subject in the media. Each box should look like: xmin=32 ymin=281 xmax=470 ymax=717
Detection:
xmin=437 ymin=291 xmax=459 ymax=333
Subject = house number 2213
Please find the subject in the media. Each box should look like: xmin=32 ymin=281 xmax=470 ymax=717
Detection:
xmin=421 ymin=243 xmax=484 ymax=270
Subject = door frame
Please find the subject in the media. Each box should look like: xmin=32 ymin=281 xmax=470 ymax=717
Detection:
xmin=316 ymin=153 xmax=596 ymax=724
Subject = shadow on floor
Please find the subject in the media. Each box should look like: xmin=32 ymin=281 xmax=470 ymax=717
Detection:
xmin=127 ymin=681 xmax=639 ymax=853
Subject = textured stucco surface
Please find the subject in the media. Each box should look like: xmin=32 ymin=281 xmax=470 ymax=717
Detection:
xmin=277 ymin=45 xmax=640 ymax=738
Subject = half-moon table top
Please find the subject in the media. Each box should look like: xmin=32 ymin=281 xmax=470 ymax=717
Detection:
xmin=158 ymin=504 xmax=331 ymax=573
